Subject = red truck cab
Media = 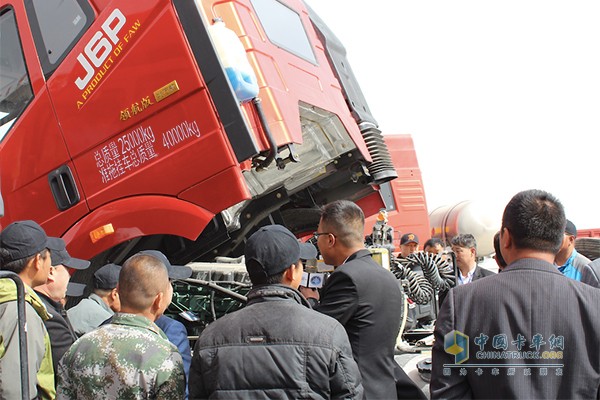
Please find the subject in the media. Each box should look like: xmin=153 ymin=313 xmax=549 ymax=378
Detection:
xmin=1 ymin=0 xmax=397 ymax=267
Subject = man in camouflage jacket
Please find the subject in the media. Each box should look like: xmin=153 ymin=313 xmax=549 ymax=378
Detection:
xmin=57 ymin=253 xmax=184 ymax=399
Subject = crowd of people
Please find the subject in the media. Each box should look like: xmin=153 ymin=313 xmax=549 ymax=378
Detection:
xmin=1 ymin=190 xmax=599 ymax=399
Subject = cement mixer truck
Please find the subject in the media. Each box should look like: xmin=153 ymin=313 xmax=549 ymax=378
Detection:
xmin=363 ymin=134 xmax=501 ymax=260
xmin=429 ymin=200 xmax=502 ymax=258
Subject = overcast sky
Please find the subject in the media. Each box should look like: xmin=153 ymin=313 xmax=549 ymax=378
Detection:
xmin=307 ymin=0 xmax=600 ymax=229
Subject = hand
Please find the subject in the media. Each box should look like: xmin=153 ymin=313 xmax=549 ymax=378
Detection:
xmin=299 ymin=286 xmax=319 ymax=300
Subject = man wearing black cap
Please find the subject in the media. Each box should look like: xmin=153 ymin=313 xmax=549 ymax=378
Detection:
xmin=555 ymin=219 xmax=592 ymax=282
xmin=0 ymin=220 xmax=55 ymax=399
xmin=400 ymin=232 xmax=420 ymax=258
xmin=189 ymin=224 xmax=363 ymax=399
xmin=68 ymin=263 xmax=122 ymax=336
xmin=34 ymin=237 xmax=90 ymax=379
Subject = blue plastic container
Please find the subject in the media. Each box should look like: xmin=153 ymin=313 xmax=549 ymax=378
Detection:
xmin=210 ymin=19 xmax=259 ymax=103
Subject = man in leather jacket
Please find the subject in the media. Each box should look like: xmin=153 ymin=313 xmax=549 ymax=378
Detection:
xmin=189 ymin=224 xmax=363 ymax=399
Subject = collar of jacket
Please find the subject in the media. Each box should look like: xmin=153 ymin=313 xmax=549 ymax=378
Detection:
xmin=345 ymin=249 xmax=373 ymax=264
xmin=112 ymin=312 xmax=168 ymax=339
xmin=89 ymin=292 xmax=115 ymax=315
xmin=247 ymin=284 xmax=312 ymax=308
xmin=0 ymin=279 xmax=51 ymax=320
xmin=505 ymin=257 xmax=564 ymax=275
xmin=35 ymin=290 xmax=64 ymax=317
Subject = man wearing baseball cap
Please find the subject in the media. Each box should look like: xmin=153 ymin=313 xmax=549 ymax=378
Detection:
xmin=555 ymin=219 xmax=592 ymax=282
xmin=137 ymin=250 xmax=193 ymax=281
xmin=400 ymin=232 xmax=420 ymax=258
xmin=189 ymin=224 xmax=363 ymax=399
xmin=68 ymin=263 xmax=122 ymax=336
xmin=34 ymin=237 xmax=90 ymax=380
xmin=0 ymin=220 xmax=55 ymax=399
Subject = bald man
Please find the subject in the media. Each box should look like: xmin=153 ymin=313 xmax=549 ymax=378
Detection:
xmin=57 ymin=253 xmax=185 ymax=399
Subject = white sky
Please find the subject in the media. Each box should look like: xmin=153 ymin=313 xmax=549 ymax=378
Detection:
xmin=307 ymin=0 xmax=600 ymax=229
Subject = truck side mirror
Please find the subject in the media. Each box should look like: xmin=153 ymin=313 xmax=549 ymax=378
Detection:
xmin=0 ymin=189 xmax=4 ymax=217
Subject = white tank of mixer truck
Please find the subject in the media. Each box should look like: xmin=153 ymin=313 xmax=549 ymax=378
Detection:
xmin=429 ymin=200 xmax=501 ymax=257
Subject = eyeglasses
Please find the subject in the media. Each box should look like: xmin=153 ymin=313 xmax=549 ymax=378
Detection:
xmin=313 ymin=231 xmax=334 ymax=239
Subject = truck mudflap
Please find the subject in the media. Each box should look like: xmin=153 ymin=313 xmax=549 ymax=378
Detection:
xmin=305 ymin=4 xmax=397 ymax=185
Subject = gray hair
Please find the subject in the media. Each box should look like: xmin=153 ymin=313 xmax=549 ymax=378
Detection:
xmin=451 ymin=234 xmax=477 ymax=251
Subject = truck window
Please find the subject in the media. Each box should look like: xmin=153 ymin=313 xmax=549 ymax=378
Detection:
xmin=24 ymin=0 xmax=94 ymax=76
xmin=250 ymin=0 xmax=317 ymax=64
xmin=0 ymin=8 xmax=33 ymax=141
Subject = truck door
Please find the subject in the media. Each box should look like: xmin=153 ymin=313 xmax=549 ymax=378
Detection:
xmin=0 ymin=2 xmax=90 ymax=235
xmin=47 ymin=2 xmax=246 ymax=212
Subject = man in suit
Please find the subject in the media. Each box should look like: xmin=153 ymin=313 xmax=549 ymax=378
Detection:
xmin=431 ymin=189 xmax=600 ymax=399
xmin=302 ymin=200 xmax=425 ymax=399
xmin=582 ymin=257 xmax=600 ymax=288
xmin=450 ymin=233 xmax=495 ymax=284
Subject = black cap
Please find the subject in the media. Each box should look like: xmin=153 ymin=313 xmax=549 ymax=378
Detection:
xmin=244 ymin=225 xmax=317 ymax=279
xmin=0 ymin=220 xmax=49 ymax=262
xmin=66 ymin=282 xmax=86 ymax=297
xmin=401 ymin=233 xmax=419 ymax=245
xmin=94 ymin=263 xmax=122 ymax=289
xmin=137 ymin=250 xmax=192 ymax=280
xmin=565 ymin=219 xmax=577 ymax=237
xmin=47 ymin=237 xmax=90 ymax=270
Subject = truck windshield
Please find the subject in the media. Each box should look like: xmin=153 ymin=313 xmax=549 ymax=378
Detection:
xmin=0 ymin=8 xmax=33 ymax=141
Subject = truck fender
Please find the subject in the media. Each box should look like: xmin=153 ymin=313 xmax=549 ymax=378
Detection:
xmin=61 ymin=195 xmax=214 ymax=260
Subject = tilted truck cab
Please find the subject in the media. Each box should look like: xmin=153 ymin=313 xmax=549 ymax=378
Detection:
xmin=0 ymin=0 xmax=399 ymax=268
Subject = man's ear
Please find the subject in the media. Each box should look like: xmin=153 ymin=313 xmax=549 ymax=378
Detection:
xmin=33 ymin=253 xmax=43 ymax=272
xmin=501 ymin=227 xmax=512 ymax=249
xmin=152 ymin=291 xmax=165 ymax=314
xmin=283 ymin=262 xmax=302 ymax=285
xmin=283 ymin=264 xmax=295 ymax=281
xmin=325 ymin=232 xmax=336 ymax=248
xmin=33 ymin=253 xmax=53 ymax=279
xmin=46 ymin=265 xmax=57 ymax=283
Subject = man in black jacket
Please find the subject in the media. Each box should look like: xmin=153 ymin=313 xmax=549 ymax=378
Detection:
xmin=34 ymin=237 xmax=90 ymax=379
xmin=302 ymin=200 xmax=419 ymax=400
xmin=189 ymin=224 xmax=363 ymax=399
